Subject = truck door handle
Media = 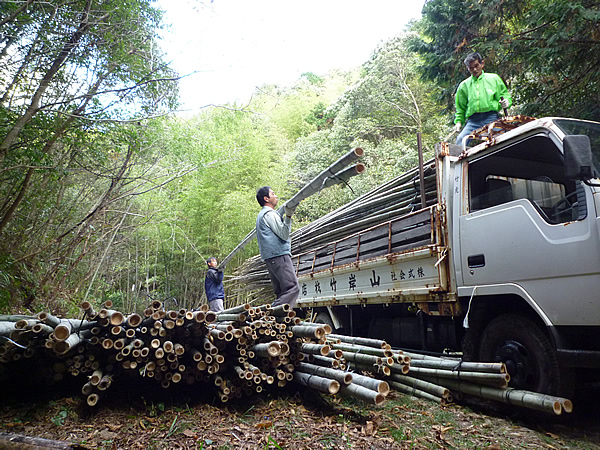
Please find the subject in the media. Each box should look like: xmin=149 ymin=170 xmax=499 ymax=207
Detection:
xmin=468 ymin=254 xmax=485 ymax=268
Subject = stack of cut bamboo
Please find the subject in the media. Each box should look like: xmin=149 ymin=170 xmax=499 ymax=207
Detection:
xmin=320 ymin=334 xmax=573 ymax=415
xmin=0 ymin=302 xmax=388 ymax=407
xmin=229 ymin=161 xmax=438 ymax=298
xmin=1 ymin=306 xmax=573 ymax=414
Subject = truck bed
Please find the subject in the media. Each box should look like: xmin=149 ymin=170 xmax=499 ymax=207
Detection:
xmin=294 ymin=204 xmax=451 ymax=307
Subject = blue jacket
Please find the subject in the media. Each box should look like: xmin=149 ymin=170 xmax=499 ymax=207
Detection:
xmin=256 ymin=207 xmax=291 ymax=261
xmin=205 ymin=267 xmax=224 ymax=301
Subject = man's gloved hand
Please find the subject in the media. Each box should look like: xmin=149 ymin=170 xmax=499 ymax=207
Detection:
xmin=454 ymin=122 xmax=462 ymax=133
xmin=500 ymin=97 xmax=510 ymax=109
xmin=284 ymin=204 xmax=296 ymax=217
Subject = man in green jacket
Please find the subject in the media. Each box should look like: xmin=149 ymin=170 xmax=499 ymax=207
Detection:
xmin=454 ymin=52 xmax=511 ymax=145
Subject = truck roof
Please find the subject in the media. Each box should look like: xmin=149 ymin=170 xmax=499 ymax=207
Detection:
xmin=457 ymin=116 xmax=598 ymax=158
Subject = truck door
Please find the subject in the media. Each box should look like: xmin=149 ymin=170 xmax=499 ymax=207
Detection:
xmin=458 ymin=133 xmax=600 ymax=327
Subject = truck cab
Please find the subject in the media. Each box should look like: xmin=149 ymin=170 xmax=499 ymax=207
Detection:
xmin=450 ymin=117 xmax=600 ymax=395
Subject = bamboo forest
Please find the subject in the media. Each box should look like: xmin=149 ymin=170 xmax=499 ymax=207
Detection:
xmin=2 ymin=0 xmax=597 ymax=315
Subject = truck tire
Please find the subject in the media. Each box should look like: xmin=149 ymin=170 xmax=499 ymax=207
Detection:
xmin=478 ymin=314 xmax=562 ymax=395
xmin=314 ymin=311 xmax=335 ymax=331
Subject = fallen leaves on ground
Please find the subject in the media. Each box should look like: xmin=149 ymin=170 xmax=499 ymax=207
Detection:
xmin=0 ymin=386 xmax=599 ymax=449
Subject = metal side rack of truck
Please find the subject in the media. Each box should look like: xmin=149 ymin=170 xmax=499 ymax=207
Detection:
xmin=295 ymin=116 xmax=600 ymax=396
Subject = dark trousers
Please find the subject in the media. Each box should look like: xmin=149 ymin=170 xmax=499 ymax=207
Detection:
xmin=265 ymin=254 xmax=299 ymax=308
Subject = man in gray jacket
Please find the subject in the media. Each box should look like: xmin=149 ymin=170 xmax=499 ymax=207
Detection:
xmin=255 ymin=186 xmax=300 ymax=308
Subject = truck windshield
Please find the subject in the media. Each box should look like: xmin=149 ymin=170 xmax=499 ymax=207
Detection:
xmin=555 ymin=119 xmax=600 ymax=178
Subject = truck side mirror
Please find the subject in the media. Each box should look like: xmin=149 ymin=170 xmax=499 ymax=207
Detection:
xmin=564 ymin=135 xmax=596 ymax=181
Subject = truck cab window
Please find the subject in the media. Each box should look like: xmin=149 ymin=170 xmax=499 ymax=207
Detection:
xmin=468 ymin=134 xmax=585 ymax=223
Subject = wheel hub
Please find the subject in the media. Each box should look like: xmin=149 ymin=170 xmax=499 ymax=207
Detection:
xmin=494 ymin=339 xmax=537 ymax=389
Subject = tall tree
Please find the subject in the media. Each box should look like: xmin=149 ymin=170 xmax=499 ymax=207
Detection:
xmin=410 ymin=0 xmax=600 ymax=120
xmin=0 ymin=0 xmax=178 ymax=309
xmin=293 ymin=35 xmax=445 ymax=222
xmin=0 ymin=0 xmax=178 ymax=233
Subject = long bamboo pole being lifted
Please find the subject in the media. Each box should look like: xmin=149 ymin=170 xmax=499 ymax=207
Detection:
xmin=218 ymin=148 xmax=365 ymax=269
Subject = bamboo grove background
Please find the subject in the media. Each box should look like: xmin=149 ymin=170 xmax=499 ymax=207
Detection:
xmin=1 ymin=0 xmax=599 ymax=315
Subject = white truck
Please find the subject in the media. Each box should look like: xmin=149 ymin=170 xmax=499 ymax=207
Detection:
xmin=294 ymin=117 xmax=600 ymax=396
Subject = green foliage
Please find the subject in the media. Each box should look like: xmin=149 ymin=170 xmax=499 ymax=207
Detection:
xmin=410 ymin=0 xmax=600 ymax=120
xmin=251 ymin=70 xmax=357 ymax=141
xmin=0 ymin=13 xmax=454 ymax=312
xmin=0 ymin=259 xmax=13 ymax=311
xmin=305 ymin=102 xmax=336 ymax=131
xmin=51 ymin=409 xmax=68 ymax=427
xmin=174 ymin=107 xmax=289 ymax=257
xmin=0 ymin=0 xmax=180 ymax=310
xmin=289 ymin=35 xmax=444 ymax=220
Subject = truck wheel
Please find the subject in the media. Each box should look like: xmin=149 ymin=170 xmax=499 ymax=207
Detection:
xmin=478 ymin=314 xmax=562 ymax=395
xmin=314 ymin=311 xmax=335 ymax=331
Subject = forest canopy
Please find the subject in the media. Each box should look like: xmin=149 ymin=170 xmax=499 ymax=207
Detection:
xmin=0 ymin=0 xmax=598 ymax=314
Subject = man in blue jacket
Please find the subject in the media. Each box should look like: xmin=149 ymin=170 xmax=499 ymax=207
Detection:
xmin=255 ymin=186 xmax=300 ymax=308
xmin=204 ymin=257 xmax=224 ymax=313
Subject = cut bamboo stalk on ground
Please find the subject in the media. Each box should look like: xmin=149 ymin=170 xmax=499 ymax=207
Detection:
xmin=407 ymin=366 xmax=510 ymax=388
xmin=328 ymin=334 xmax=392 ymax=350
xmin=339 ymin=383 xmax=385 ymax=406
xmin=409 ymin=359 xmax=506 ymax=374
xmin=300 ymin=343 xmax=331 ymax=356
xmin=0 ymin=305 xmax=572 ymax=414
xmin=389 ymin=373 xmax=450 ymax=399
xmin=295 ymin=362 xmax=353 ymax=385
xmin=329 ymin=342 xmax=393 ymax=358
xmin=388 ymin=380 xmax=447 ymax=405
xmin=349 ymin=372 xmax=390 ymax=395
xmin=293 ymin=371 xmax=340 ymax=394
xmin=416 ymin=376 xmax=568 ymax=415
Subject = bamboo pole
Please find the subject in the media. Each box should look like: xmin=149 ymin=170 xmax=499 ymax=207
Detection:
xmin=14 ymin=319 xmax=39 ymax=329
xmin=87 ymin=393 xmax=100 ymax=406
xmin=299 ymin=321 xmax=332 ymax=335
xmin=310 ymin=355 xmax=341 ymax=368
xmin=388 ymin=380 xmax=447 ymax=405
xmin=0 ymin=315 xmax=36 ymax=322
xmin=407 ymin=367 xmax=510 ymax=388
xmin=409 ymin=359 xmax=506 ymax=374
xmin=342 ymin=351 xmax=392 ymax=367
xmin=325 ymin=334 xmax=391 ymax=350
xmin=329 ymin=342 xmax=393 ymax=358
xmin=293 ymin=371 xmax=340 ymax=394
xmin=0 ymin=322 xmax=16 ymax=336
xmin=389 ymin=373 xmax=450 ymax=400
xmin=418 ymin=376 xmax=568 ymax=415
xmin=350 ymin=372 xmax=390 ymax=395
xmin=53 ymin=331 xmax=90 ymax=355
xmin=300 ymin=343 xmax=331 ymax=356
xmin=389 ymin=363 xmax=410 ymax=375
xmin=339 ymin=384 xmax=385 ymax=406
xmin=37 ymin=312 xmax=61 ymax=327
xmin=295 ymin=362 xmax=353 ymax=385
xmin=347 ymin=362 xmax=391 ymax=377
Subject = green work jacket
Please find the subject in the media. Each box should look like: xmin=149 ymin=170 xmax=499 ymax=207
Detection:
xmin=454 ymin=71 xmax=511 ymax=125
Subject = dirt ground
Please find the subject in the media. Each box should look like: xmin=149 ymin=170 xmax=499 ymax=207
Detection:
xmin=1 ymin=379 xmax=600 ymax=449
